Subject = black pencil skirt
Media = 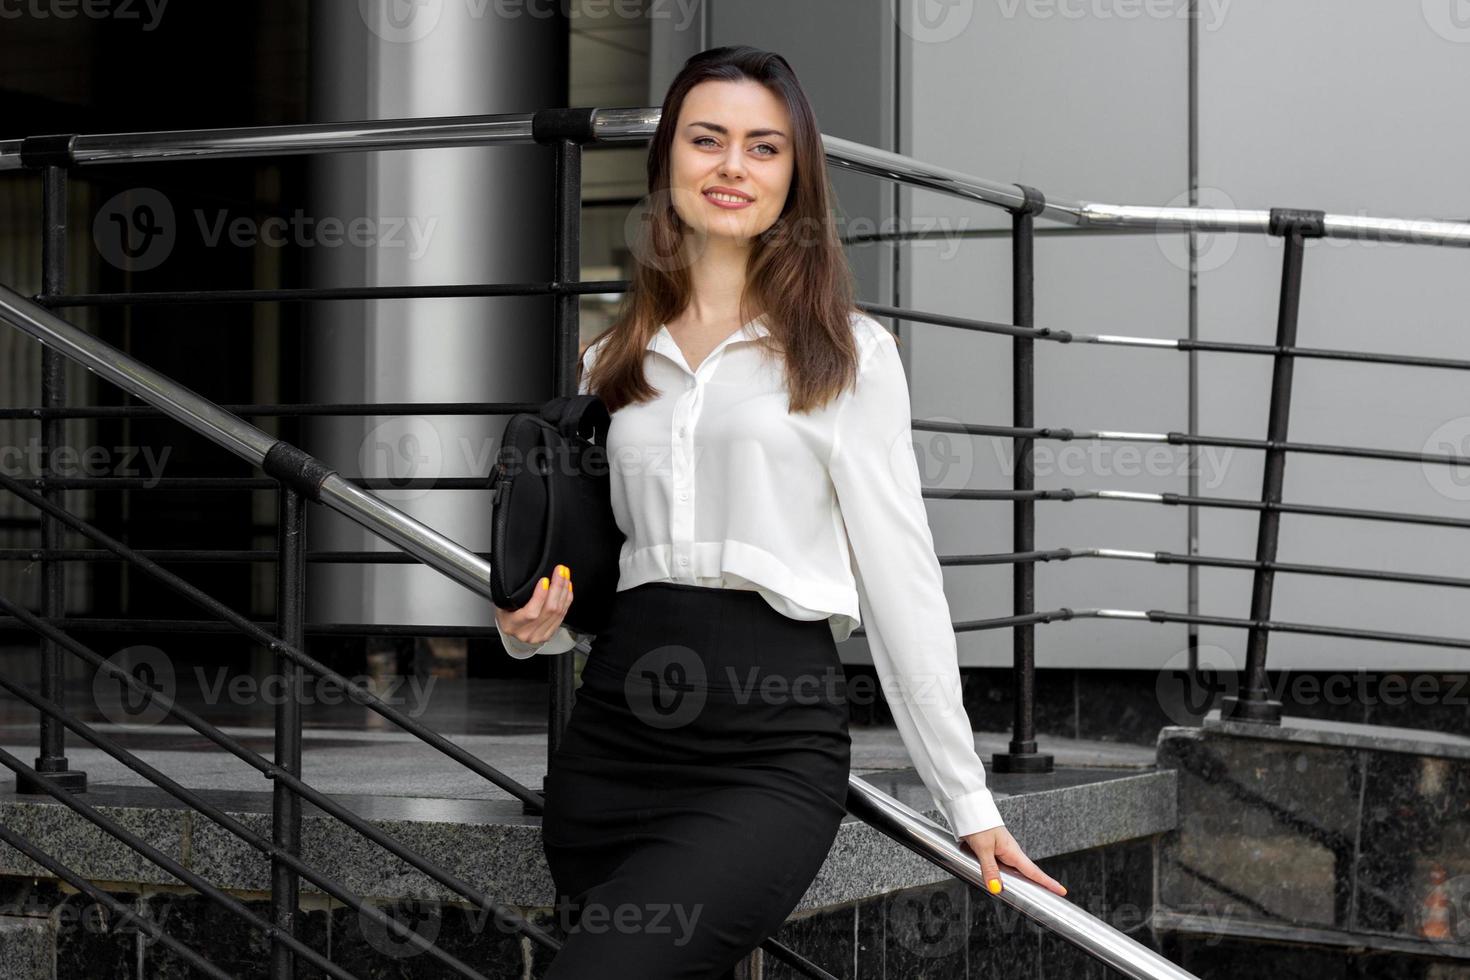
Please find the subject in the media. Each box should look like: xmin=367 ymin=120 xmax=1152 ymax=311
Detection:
xmin=540 ymin=581 xmax=852 ymax=980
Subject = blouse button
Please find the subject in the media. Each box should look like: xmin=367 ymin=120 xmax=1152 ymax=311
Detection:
xmin=678 ymin=556 xmax=689 ymax=566
xmin=678 ymin=491 xmax=689 ymax=501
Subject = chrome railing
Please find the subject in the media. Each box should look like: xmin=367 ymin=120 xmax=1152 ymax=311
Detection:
xmin=12 ymin=104 xmax=1467 ymax=977
xmin=0 ymin=281 xmax=1197 ymax=979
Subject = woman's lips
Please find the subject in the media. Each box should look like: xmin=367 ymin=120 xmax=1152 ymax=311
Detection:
xmin=704 ymin=190 xmax=754 ymax=210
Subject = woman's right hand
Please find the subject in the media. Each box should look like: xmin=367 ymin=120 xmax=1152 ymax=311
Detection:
xmin=494 ymin=564 xmax=574 ymax=646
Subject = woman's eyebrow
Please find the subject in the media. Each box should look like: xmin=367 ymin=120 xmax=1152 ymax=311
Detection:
xmin=687 ymin=121 xmax=789 ymax=140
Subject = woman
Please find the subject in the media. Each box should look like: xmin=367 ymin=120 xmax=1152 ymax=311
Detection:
xmin=495 ymin=45 xmax=1066 ymax=979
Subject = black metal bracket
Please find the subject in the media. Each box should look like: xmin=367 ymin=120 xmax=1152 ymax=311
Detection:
xmin=19 ymin=134 xmax=77 ymax=170
xmin=1267 ymin=207 xmax=1326 ymax=238
xmin=1012 ymin=182 xmax=1046 ymax=217
xmin=532 ymin=107 xmax=599 ymax=145
xmin=262 ymin=442 xmax=338 ymax=503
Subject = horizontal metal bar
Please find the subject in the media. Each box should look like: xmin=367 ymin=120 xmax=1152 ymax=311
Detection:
xmin=0 ymin=744 xmax=360 ymax=980
xmin=912 ymin=420 xmax=1470 ymax=468
xmin=1 ymin=112 xmax=539 ymax=171
xmin=951 ymin=546 xmax=1470 ymax=592
xmin=0 ymin=672 xmax=497 ymax=980
xmin=934 ymin=486 xmax=1470 ymax=531
xmin=845 ymin=775 xmax=1200 ymax=980
xmin=0 ymin=591 xmax=560 ymax=954
xmin=13 ymin=476 xmax=495 ymax=490
xmin=6 ymin=107 xmax=1465 ymax=245
xmin=0 ymin=468 xmax=542 ymax=803
xmin=0 ymin=822 xmax=234 ymax=980
xmin=0 ymin=400 xmax=544 ymax=420
xmin=0 ymin=285 xmax=494 ymax=602
xmin=0 ymin=548 xmax=492 ymax=564
xmin=37 ymin=277 xmax=624 ymax=309
xmin=0 ymin=617 xmax=506 ymax=637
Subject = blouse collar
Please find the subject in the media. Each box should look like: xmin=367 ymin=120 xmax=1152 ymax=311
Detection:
xmin=647 ymin=314 xmax=771 ymax=373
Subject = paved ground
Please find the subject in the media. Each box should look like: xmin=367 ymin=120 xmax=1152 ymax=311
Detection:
xmin=0 ymin=677 xmax=1156 ymax=802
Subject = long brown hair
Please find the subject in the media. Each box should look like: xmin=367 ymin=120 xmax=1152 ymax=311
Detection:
xmin=582 ymin=45 xmax=867 ymax=415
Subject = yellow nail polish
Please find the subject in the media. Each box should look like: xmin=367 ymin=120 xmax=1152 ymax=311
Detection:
xmin=539 ymin=577 xmax=550 ymax=590
xmin=559 ymin=565 xmax=571 ymax=580
xmin=988 ymin=879 xmax=1002 ymax=894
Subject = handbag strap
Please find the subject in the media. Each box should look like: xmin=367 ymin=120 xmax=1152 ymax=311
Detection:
xmin=538 ymin=394 xmax=611 ymax=445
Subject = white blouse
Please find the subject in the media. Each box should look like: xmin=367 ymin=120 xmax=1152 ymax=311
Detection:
xmin=498 ymin=312 xmax=1004 ymax=838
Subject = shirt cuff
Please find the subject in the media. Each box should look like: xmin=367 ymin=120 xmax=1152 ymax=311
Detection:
xmin=498 ymin=626 xmax=578 ymax=659
xmin=938 ymin=787 xmax=1006 ymax=840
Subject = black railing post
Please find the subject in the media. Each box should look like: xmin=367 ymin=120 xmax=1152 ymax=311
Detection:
xmin=1221 ymin=208 xmax=1324 ymax=723
xmin=270 ymin=487 xmax=306 ymax=978
xmin=21 ymin=140 xmax=86 ymax=793
xmin=993 ymin=189 xmax=1053 ymax=774
xmin=532 ymin=108 xmax=596 ymax=785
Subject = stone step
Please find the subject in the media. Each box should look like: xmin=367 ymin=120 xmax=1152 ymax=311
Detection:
xmin=0 ymin=915 xmax=54 ymax=980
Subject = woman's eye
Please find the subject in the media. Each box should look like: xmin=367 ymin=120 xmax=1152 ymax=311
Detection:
xmin=692 ymin=137 xmax=778 ymax=156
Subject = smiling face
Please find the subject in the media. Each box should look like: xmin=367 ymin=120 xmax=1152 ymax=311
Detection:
xmin=669 ymin=78 xmax=796 ymax=245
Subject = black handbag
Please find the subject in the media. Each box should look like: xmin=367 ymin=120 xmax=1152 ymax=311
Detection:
xmin=489 ymin=393 xmax=623 ymax=635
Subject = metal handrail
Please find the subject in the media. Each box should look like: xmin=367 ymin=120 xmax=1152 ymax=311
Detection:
xmin=847 ymin=775 xmax=1199 ymax=980
xmin=0 ymin=285 xmax=495 ymax=605
xmin=0 ymin=282 xmax=1197 ymax=979
xmin=4 ymin=106 xmax=1467 ymax=246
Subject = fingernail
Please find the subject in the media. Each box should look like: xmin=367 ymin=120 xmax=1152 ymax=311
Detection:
xmin=1061 ymin=886 xmax=1068 ymax=896
xmin=539 ymin=577 xmax=549 ymax=590
xmin=559 ymin=565 xmax=571 ymax=580
xmin=988 ymin=879 xmax=1002 ymax=894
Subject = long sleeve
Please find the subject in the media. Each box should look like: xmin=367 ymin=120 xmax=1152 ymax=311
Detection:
xmin=827 ymin=324 xmax=1005 ymax=840
xmin=497 ymin=340 xmax=603 ymax=660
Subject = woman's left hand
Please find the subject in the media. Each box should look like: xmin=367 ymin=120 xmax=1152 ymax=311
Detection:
xmin=962 ymin=826 xmax=1068 ymax=898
